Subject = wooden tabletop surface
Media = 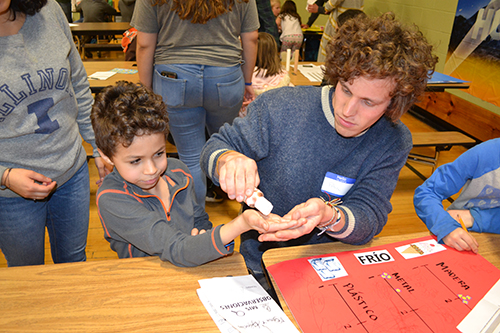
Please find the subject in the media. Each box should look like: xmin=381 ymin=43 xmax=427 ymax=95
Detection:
xmin=262 ymin=231 xmax=500 ymax=331
xmin=288 ymin=62 xmax=469 ymax=90
xmin=84 ymin=61 xmax=139 ymax=93
xmin=289 ymin=62 xmax=323 ymax=87
xmin=81 ymin=61 xmax=468 ymax=92
xmin=70 ymin=22 xmax=132 ymax=35
xmin=0 ymin=252 xmax=248 ymax=332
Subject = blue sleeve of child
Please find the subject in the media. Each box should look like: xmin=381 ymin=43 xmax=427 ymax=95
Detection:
xmin=470 ymin=206 xmax=500 ymax=234
xmin=414 ymin=153 xmax=477 ymax=242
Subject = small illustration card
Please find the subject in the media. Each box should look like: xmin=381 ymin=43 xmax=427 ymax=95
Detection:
xmin=308 ymin=256 xmax=348 ymax=281
xmin=396 ymin=239 xmax=446 ymax=259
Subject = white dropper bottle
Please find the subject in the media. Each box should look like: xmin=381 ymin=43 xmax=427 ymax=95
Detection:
xmin=244 ymin=189 xmax=273 ymax=216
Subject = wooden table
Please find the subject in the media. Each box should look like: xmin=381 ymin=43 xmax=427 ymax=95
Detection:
xmin=0 ymin=253 xmax=248 ymax=332
xmin=301 ymin=28 xmax=323 ymax=61
xmin=70 ymin=22 xmax=131 ymax=57
xmin=70 ymin=22 xmax=131 ymax=36
xmin=84 ymin=61 xmax=139 ymax=93
xmin=290 ymin=63 xmax=470 ymax=91
xmin=262 ymin=232 xmax=500 ymax=331
xmin=289 ymin=62 xmax=323 ymax=86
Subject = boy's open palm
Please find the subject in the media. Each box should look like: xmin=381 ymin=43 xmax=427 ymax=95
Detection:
xmin=244 ymin=210 xmax=303 ymax=235
xmin=259 ymin=198 xmax=328 ymax=242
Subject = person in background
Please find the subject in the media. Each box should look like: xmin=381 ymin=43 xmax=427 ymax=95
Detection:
xmin=255 ymin=0 xmax=280 ymax=47
xmin=56 ymin=0 xmax=72 ymax=21
xmin=319 ymin=9 xmax=366 ymax=86
xmin=276 ymin=0 xmax=303 ymax=54
xmin=307 ymin=0 xmax=363 ymax=62
xmin=76 ymin=0 xmax=118 ymax=22
xmin=240 ymin=32 xmax=291 ymax=118
xmin=91 ymin=81 xmax=299 ymax=266
xmin=118 ymin=0 xmax=134 ymax=21
xmin=201 ymin=13 xmax=437 ymax=285
xmin=414 ymin=138 xmax=500 ymax=254
xmin=132 ymin=0 xmax=259 ymax=208
xmin=301 ymin=0 xmax=324 ymax=29
xmin=0 ymin=0 xmax=108 ymax=266
xmin=270 ymin=0 xmax=280 ymax=17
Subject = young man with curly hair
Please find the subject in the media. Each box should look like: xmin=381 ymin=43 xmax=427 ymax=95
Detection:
xmin=200 ymin=12 xmax=438 ymax=281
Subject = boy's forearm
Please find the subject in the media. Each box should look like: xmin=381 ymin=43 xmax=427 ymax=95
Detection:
xmin=219 ymin=215 xmax=250 ymax=245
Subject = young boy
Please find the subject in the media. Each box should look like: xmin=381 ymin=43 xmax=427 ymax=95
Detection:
xmin=91 ymin=81 xmax=298 ymax=267
xmin=414 ymin=138 xmax=500 ymax=254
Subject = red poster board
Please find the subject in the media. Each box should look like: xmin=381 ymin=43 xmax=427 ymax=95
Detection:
xmin=267 ymin=236 xmax=500 ymax=333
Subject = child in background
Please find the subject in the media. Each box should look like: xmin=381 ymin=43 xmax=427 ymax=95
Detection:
xmin=91 ymin=81 xmax=298 ymax=267
xmin=240 ymin=32 xmax=292 ymax=117
xmin=307 ymin=1 xmax=364 ymax=62
xmin=270 ymin=0 xmax=281 ymax=17
xmin=414 ymin=138 xmax=500 ymax=254
xmin=276 ymin=0 xmax=303 ymax=54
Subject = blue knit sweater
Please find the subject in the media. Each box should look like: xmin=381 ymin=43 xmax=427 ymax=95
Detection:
xmin=201 ymin=86 xmax=412 ymax=273
xmin=414 ymin=138 xmax=500 ymax=242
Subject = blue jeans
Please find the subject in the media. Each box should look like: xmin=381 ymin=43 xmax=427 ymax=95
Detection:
xmin=153 ymin=63 xmax=244 ymax=207
xmin=0 ymin=162 xmax=90 ymax=267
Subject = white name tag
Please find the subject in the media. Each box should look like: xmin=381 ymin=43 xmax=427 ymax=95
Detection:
xmin=321 ymin=172 xmax=355 ymax=197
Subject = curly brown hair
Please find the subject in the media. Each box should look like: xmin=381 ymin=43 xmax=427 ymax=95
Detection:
xmin=154 ymin=0 xmax=248 ymax=24
xmin=91 ymin=81 xmax=169 ymax=158
xmin=324 ymin=12 xmax=438 ymax=122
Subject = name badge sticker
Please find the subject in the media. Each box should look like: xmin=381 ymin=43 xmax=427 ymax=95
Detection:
xmin=321 ymin=172 xmax=355 ymax=197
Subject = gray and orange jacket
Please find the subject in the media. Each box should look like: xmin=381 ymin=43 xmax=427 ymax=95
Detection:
xmin=96 ymin=158 xmax=233 ymax=267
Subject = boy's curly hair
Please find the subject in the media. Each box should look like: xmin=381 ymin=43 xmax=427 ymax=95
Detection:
xmin=91 ymin=81 xmax=169 ymax=158
xmin=324 ymin=12 xmax=438 ymax=122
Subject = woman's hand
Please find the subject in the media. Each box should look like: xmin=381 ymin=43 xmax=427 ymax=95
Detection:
xmin=3 ymin=168 xmax=56 ymax=200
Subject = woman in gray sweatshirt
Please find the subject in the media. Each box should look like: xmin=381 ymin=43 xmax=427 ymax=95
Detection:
xmin=0 ymin=0 xmax=107 ymax=266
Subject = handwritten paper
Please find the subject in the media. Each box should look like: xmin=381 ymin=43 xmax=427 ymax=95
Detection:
xmin=88 ymin=71 xmax=117 ymax=80
xmin=197 ymin=275 xmax=299 ymax=333
xmin=297 ymin=64 xmax=324 ymax=82
xmin=305 ymin=0 xmax=316 ymax=10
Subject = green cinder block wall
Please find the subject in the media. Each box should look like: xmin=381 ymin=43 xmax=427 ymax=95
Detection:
xmin=294 ymin=0 xmax=500 ymax=116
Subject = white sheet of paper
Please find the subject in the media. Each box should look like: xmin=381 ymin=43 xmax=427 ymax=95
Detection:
xmin=198 ymin=275 xmax=299 ymax=333
xmin=306 ymin=0 xmax=316 ymax=10
xmin=297 ymin=64 xmax=324 ymax=82
xmin=197 ymin=288 xmax=240 ymax=333
xmin=88 ymin=71 xmax=117 ymax=80
xmin=457 ymin=279 xmax=500 ymax=333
